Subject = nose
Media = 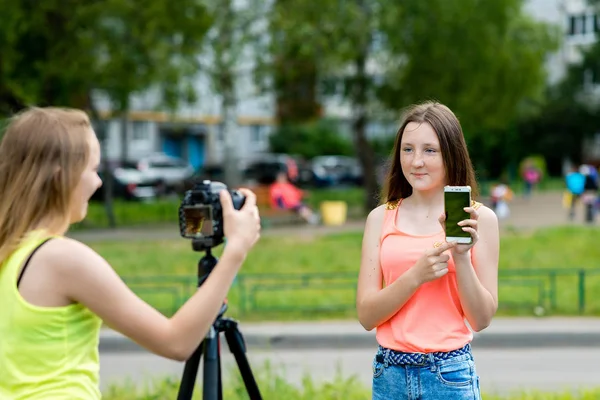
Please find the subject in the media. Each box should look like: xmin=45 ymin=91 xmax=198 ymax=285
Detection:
xmin=411 ymin=151 xmax=425 ymax=168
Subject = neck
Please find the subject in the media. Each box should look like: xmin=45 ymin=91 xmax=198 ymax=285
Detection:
xmin=31 ymin=216 xmax=68 ymax=236
xmin=404 ymin=188 xmax=445 ymax=218
xmin=410 ymin=188 xmax=444 ymax=207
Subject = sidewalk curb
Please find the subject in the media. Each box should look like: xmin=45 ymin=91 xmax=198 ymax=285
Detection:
xmin=99 ymin=330 xmax=600 ymax=353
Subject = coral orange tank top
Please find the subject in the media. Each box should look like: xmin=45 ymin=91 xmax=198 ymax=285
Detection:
xmin=375 ymin=200 xmax=477 ymax=353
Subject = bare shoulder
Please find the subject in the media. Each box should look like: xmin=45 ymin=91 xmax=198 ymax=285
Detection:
xmin=367 ymin=204 xmax=387 ymax=223
xmin=474 ymin=203 xmax=498 ymax=226
xmin=41 ymin=236 xmax=108 ymax=273
xmin=363 ymin=204 xmax=388 ymax=237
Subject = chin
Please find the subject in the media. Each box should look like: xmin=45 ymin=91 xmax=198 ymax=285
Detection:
xmin=70 ymin=207 xmax=88 ymax=224
xmin=411 ymin=181 xmax=442 ymax=193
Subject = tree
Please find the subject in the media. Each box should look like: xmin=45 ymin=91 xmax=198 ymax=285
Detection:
xmin=269 ymin=119 xmax=354 ymax=159
xmin=379 ymin=0 xmax=559 ymax=141
xmin=265 ymin=0 xmax=559 ymax=209
xmin=0 ymin=0 xmax=212 ymax=226
xmin=265 ymin=0 xmax=389 ymax=211
xmin=200 ymin=0 xmax=269 ymax=187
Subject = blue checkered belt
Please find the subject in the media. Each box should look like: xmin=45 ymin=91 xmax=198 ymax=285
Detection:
xmin=376 ymin=343 xmax=472 ymax=366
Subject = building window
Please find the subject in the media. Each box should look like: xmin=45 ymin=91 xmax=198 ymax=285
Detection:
xmin=217 ymin=123 xmax=225 ymax=143
xmin=567 ymin=13 xmax=600 ymax=36
xmin=132 ymin=121 xmax=150 ymax=141
xmin=250 ymin=125 xmax=268 ymax=147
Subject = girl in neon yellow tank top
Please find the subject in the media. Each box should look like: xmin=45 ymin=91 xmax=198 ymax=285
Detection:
xmin=356 ymin=102 xmax=500 ymax=400
xmin=0 ymin=108 xmax=261 ymax=399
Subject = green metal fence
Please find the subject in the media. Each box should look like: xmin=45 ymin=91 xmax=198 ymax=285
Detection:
xmin=122 ymin=268 xmax=600 ymax=317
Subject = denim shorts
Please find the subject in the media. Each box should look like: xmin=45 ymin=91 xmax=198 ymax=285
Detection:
xmin=372 ymin=344 xmax=481 ymax=400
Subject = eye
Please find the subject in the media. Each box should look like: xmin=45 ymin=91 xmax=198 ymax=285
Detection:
xmin=402 ymin=147 xmax=413 ymax=153
xmin=425 ymin=148 xmax=437 ymax=153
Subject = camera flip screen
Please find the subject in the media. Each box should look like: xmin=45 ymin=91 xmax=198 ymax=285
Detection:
xmin=182 ymin=205 xmax=214 ymax=238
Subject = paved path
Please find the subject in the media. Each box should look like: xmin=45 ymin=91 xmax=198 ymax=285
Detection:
xmin=98 ymin=317 xmax=600 ymax=353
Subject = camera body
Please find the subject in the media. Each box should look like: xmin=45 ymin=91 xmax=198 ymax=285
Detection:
xmin=179 ymin=180 xmax=246 ymax=248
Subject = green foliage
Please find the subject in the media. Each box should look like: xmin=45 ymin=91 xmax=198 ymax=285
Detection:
xmin=513 ymin=0 xmax=600 ymax=170
xmin=370 ymin=136 xmax=396 ymax=160
xmin=262 ymin=0 xmax=561 ymax=184
xmin=102 ymin=368 xmax=600 ymax=399
xmin=0 ymin=0 xmax=212 ymax=113
xmin=103 ymin=362 xmax=370 ymax=399
xmin=379 ymin=0 xmax=560 ymax=134
xmin=269 ymin=119 xmax=354 ymax=159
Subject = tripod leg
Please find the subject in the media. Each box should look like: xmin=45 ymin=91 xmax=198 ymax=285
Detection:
xmin=177 ymin=339 xmax=204 ymax=400
xmin=203 ymin=326 xmax=222 ymax=400
xmin=221 ymin=319 xmax=263 ymax=400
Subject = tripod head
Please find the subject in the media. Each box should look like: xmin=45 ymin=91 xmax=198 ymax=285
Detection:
xmin=191 ymin=238 xmax=218 ymax=287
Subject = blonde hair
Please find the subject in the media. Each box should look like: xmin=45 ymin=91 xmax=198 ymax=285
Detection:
xmin=0 ymin=107 xmax=92 ymax=264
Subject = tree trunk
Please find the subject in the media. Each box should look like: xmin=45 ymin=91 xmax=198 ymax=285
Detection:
xmin=216 ymin=0 xmax=242 ymax=188
xmin=351 ymin=44 xmax=379 ymax=212
xmin=222 ymin=87 xmax=242 ymax=188
xmin=120 ymin=103 xmax=130 ymax=165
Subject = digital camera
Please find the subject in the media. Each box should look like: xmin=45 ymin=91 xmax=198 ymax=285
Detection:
xmin=178 ymin=180 xmax=246 ymax=248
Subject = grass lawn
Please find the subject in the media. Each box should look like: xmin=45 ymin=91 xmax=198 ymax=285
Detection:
xmin=86 ymin=225 xmax=600 ymax=321
xmin=103 ymin=370 xmax=600 ymax=400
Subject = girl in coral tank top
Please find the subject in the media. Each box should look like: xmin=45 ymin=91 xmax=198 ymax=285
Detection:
xmin=356 ymin=101 xmax=499 ymax=400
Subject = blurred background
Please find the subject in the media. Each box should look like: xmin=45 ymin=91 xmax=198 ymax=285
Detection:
xmin=5 ymin=1 xmax=600 ymax=398
xmin=2 ymin=0 xmax=600 ymax=227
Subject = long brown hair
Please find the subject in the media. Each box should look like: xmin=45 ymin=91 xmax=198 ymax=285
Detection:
xmin=0 ymin=107 xmax=92 ymax=264
xmin=383 ymin=101 xmax=478 ymax=203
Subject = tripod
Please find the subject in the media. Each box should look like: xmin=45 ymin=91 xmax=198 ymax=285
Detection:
xmin=177 ymin=238 xmax=262 ymax=400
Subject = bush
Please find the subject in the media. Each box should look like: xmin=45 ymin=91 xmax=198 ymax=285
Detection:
xmin=269 ymin=119 xmax=354 ymax=159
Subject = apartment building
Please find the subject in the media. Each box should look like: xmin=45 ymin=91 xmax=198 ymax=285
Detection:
xmin=96 ymin=0 xmax=596 ymax=171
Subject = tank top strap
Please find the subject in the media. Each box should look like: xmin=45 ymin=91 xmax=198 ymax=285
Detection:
xmin=2 ymin=230 xmax=57 ymax=282
xmin=380 ymin=199 xmax=402 ymax=237
xmin=471 ymin=200 xmax=483 ymax=210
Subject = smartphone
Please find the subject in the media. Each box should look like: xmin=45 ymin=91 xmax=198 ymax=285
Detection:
xmin=444 ymin=186 xmax=472 ymax=244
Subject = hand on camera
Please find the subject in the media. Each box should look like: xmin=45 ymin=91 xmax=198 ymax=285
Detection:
xmin=410 ymin=241 xmax=456 ymax=285
xmin=220 ymin=189 xmax=261 ymax=255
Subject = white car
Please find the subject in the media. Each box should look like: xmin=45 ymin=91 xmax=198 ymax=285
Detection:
xmin=136 ymin=153 xmax=195 ymax=191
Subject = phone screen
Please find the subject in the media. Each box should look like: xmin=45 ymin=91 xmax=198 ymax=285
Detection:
xmin=182 ymin=205 xmax=214 ymax=238
xmin=444 ymin=190 xmax=471 ymax=239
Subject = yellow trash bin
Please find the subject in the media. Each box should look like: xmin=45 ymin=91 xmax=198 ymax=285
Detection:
xmin=320 ymin=201 xmax=348 ymax=226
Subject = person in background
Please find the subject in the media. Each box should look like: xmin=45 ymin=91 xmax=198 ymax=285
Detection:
xmin=522 ymin=161 xmax=542 ymax=198
xmin=269 ymin=171 xmax=319 ymax=225
xmin=490 ymin=179 xmax=513 ymax=220
xmin=565 ymin=165 xmax=585 ymax=221
xmin=580 ymin=164 xmax=599 ymax=224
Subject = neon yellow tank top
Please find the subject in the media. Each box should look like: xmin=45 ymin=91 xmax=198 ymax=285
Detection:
xmin=0 ymin=230 xmax=102 ymax=399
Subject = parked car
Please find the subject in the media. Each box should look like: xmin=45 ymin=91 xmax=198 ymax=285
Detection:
xmin=91 ymin=167 xmax=160 ymax=202
xmin=135 ymin=153 xmax=195 ymax=193
xmin=181 ymin=164 xmax=226 ymax=192
xmin=310 ymin=155 xmax=363 ymax=187
xmin=243 ymin=154 xmax=311 ymax=186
